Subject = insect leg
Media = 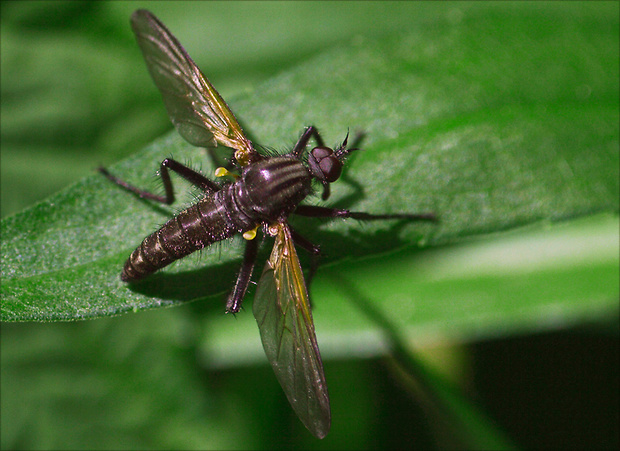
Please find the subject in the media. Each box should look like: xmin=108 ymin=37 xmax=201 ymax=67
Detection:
xmin=288 ymin=226 xmax=322 ymax=295
xmin=291 ymin=126 xmax=325 ymax=157
xmin=99 ymin=158 xmax=220 ymax=204
xmin=294 ymin=205 xmax=437 ymax=222
xmin=226 ymin=237 xmax=259 ymax=314
xmin=159 ymin=158 xmax=221 ymax=193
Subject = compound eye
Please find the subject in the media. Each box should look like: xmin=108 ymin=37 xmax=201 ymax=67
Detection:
xmin=309 ymin=147 xmax=342 ymax=183
xmin=319 ymin=154 xmax=342 ymax=182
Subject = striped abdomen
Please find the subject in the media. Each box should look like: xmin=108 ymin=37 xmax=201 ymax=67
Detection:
xmin=121 ymin=195 xmax=234 ymax=281
xmin=121 ymin=156 xmax=312 ymax=281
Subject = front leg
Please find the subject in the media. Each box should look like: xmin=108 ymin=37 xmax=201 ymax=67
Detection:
xmin=291 ymin=126 xmax=326 ymax=158
xmin=294 ymin=205 xmax=437 ymax=222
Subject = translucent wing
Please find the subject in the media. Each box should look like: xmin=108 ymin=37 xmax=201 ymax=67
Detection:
xmin=130 ymin=9 xmax=255 ymax=165
xmin=253 ymin=223 xmax=331 ymax=439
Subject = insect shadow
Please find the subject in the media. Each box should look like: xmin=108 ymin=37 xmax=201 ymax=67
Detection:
xmin=123 ymin=164 xmax=429 ymax=312
xmin=119 ymin=131 xmax=434 ymax=311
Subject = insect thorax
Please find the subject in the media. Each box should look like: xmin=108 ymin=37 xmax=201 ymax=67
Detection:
xmin=228 ymin=156 xmax=313 ymax=226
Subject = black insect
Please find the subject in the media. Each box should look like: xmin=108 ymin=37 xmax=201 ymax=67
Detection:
xmin=100 ymin=9 xmax=435 ymax=439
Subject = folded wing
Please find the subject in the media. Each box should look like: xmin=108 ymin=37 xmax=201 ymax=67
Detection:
xmin=253 ymin=223 xmax=331 ymax=439
xmin=130 ymin=9 xmax=254 ymax=164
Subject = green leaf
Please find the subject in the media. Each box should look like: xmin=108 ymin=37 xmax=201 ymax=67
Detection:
xmin=2 ymin=3 xmax=617 ymax=322
xmin=1 ymin=3 xmax=618 ymax=450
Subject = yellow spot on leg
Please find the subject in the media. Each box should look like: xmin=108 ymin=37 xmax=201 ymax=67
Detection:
xmin=215 ymin=167 xmax=239 ymax=180
xmin=243 ymin=225 xmax=259 ymax=240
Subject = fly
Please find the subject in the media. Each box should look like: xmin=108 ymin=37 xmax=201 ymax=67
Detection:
xmin=99 ymin=9 xmax=436 ymax=439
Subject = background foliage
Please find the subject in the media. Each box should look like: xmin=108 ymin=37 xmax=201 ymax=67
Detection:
xmin=1 ymin=1 xmax=618 ymax=449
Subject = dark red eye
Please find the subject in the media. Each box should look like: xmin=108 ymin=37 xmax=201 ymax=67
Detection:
xmin=308 ymin=147 xmax=342 ymax=183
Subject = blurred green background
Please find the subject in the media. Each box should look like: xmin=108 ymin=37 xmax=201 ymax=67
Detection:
xmin=1 ymin=1 xmax=618 ymax=449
